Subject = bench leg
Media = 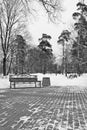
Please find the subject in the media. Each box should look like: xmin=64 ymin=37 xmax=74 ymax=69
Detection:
xmin=10 ymin=82 xmax=12 ymax=89
xmin=40 ymin=81 xmax=41 ymax=87
xmin=14 ymin=82 xmax=15 ymax=89
xmin=35 ymin=82 xmax=36 ymax=87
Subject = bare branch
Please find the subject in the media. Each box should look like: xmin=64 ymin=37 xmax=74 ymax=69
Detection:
xmin=39 ymin=0 xmax=63 ymax=22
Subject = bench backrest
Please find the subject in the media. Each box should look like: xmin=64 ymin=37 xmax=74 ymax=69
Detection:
xmin=9 ymin=77 xmax=37 ymax=82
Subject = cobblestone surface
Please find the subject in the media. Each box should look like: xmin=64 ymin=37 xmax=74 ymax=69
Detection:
xmin=0 ymin=86 xmax=87 ymax=130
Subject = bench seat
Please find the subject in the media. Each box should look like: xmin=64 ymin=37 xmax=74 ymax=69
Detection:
xmin=9 ymin=77 xmax=41 ymax=88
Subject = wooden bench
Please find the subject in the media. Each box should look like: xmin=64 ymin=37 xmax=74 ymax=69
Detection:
xmin=9 ymin=76 xmax=41 ymax=88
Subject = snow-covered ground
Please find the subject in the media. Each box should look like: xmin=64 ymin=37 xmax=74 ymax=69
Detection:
xmin=37 ymin=73 xmax=87 ymax=89
xmin=37 ymin=73 xmax=87 ymax=87
xmin=0 ymin=75 xmax=9 ymax=89
xmin=0 ymin=73 xmax=87 ymax=89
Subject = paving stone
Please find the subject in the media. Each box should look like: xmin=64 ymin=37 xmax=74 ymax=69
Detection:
xmin=0 ymin=87 xmax=87 ymax=130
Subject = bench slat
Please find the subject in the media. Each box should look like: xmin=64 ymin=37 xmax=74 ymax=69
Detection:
xmin=9 ymin=78 xmax=37 ymax=82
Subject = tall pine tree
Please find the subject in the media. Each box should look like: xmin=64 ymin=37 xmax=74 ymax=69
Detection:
xmin=57 ymin=30 xmax=71 ymax=76
xmin=15 ymin=35 xmax=26 ymax=74
xmin=72 ymin=1 xmax=87 ymax=74
xmin=38 ymin=34 xmax=53 ymax=74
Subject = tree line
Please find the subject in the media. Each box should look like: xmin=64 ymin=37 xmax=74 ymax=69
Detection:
xmin=0 ymin=0 xmax=62 ymax=76
xmin=57 ymin=1 xmax=87 ymax=76
xmin=0 ymin=0 xmax=87 ymax=76
xmin=0 ymin=34 xmax=57 ymax=75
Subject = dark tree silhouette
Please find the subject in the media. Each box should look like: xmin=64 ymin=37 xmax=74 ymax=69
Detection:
xmin=72 ymin=1 xmax=87 ymax=74
xmin=38 ymin=33 xmax=53 ymax=74
xmin=14 ymin=35 xmax=26 ymax=74
xmin=57 ymin=30 xmax=71 ymax=76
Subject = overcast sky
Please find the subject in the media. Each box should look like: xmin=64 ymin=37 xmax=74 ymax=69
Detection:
xmin=27 ymin=0 xmax=79 ymax=56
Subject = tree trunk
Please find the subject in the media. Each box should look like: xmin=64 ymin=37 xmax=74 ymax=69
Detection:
xmin=3 ymin=56 xmax=6 ymax=76
xmin=77 ymin=63 xmax=80 ymax=76
xmin=62 ymin=43 xmax=65 ymax=74
xmin=65 ymin=61 xmax=67 ymax=77
xmin=22 ymin=65 xmax=23 ymax=74
xmin=43 ymin=59 xmax=46 ymax=74
xmin=7 ymin=58 xmax=12 ymax=75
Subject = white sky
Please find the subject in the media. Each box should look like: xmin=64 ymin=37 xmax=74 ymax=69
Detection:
xmin=27 ymin=0 xmax=79 ymax=56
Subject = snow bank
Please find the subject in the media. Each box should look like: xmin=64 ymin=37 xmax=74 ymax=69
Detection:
xmin=0 ymin=73 xmax=87 ymax=89
xmin=36 ymin=73 xmax=87 ymax=88
xmin=0 ymin=76 xmax=10 ymax=89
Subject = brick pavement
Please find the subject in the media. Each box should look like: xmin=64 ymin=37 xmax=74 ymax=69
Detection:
xmin=0 ymin=87 xmax=87 ymax=130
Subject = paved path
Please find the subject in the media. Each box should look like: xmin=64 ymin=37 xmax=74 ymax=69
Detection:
xmin=0 ymin=87 xmax=87 ymax=130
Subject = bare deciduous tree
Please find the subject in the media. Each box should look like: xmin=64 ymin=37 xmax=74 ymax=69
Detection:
xmin=21 ymin=0 xmax=63 ymax=22
xmin=0 ymin=0 xmax=27 ymax=75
